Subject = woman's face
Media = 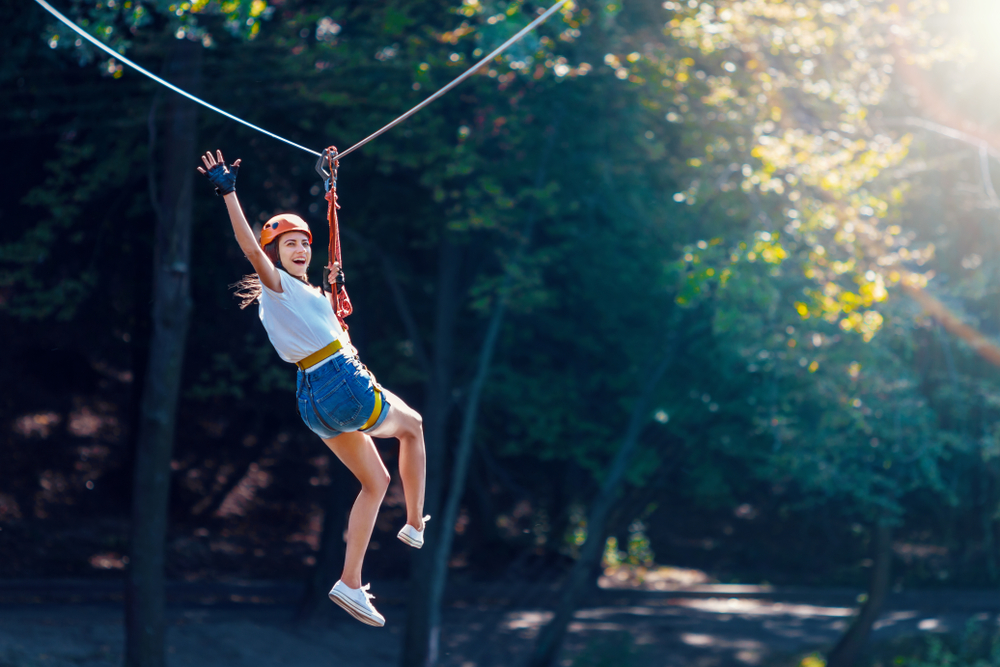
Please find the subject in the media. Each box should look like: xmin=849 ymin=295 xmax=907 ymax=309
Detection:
xmin=277 ymin=231 xmax=311 ymax=278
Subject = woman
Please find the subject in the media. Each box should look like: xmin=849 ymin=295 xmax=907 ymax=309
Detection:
xmin=197 ymin=149 xmax=427 ymax=627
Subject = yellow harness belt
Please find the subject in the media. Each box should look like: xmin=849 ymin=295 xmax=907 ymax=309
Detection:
xmin=295 ymin=339 xmax=344 ymax=371
xmin=296 ymin=339 xmax=384 ymax=431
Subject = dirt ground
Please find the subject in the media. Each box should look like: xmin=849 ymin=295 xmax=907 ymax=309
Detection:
xmin=2 ymin=582 xmax=999 ymax=667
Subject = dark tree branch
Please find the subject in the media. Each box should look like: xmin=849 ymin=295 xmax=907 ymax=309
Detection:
xmin=826 ymin=521 xmax=893 ymax=667
xmin=528 ymin=329 xmax=677 ymax=667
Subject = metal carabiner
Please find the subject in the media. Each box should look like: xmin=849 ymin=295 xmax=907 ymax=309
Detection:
xmin=315 ymin=147 xmax=338 ymax=193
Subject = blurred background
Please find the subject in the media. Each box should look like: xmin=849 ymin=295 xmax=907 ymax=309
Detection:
xmin=5 ymin=0 xmax=1000 ymax=666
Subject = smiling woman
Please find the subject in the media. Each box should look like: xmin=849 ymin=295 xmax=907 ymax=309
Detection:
xmin=231 ymin=213 xmax=315 ymax=309
xmin=197 ymin=150 xmax=429 ymax=629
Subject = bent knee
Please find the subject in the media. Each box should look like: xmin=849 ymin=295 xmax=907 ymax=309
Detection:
xmin=365 ymin=468 xmax=391 ymax=495
xmin=377 ymin=467 xmax=390 ymax=491
xmin=402 ymin=416 xmax=424 ymax=442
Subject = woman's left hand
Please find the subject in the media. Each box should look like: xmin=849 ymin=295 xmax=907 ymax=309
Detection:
xmin=328 ymin=262 xmax=345 ymax=290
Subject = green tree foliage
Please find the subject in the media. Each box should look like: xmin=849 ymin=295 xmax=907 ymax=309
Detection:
xmin=6 ymin=1 xmax=1000 ymax=665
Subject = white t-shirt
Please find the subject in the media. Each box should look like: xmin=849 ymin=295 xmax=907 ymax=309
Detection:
xmin=258 ymin=270 xmax=348 ymax=367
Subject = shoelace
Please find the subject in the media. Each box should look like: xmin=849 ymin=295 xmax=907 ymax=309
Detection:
xmin=359 ymin=583 xmax=375 ymax=602
xmin=420 ymin=515 xmax=431 ymax=531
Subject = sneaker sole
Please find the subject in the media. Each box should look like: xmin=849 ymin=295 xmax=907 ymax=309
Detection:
xmin=397 ymin=531 xmax=423 ymax=549
xmin=328 ymin=589 xmax=385 ymax=627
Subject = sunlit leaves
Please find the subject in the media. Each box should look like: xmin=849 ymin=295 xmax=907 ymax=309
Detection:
xmin=613 ymin=0 xmax=954 ymax=338
xmin=442 ymin=0 xmax=584 ymax=84
xmin=43 ymin=0 xmax=269 ymax=62
xmin=658 ymin=1 xmax=966 ymax=520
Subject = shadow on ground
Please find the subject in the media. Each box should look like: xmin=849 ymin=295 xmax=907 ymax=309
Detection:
xmin=2 ymin=582 xmax=999 ymax=667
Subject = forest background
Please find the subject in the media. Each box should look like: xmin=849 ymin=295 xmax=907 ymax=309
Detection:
xmin=5 ymin=0 xmax=1000 ymax=666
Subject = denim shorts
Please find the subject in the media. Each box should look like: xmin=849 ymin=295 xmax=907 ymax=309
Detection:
xmin=296 ymin=352 xmax=390 ymax=439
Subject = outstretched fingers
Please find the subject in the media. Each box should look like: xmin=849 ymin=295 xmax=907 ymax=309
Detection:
xmin=198 ymin=152 xmax=214 ymax=173
xmin=197 ymin=150 xmax=238 ymax=176
xmin=198 ymin=150 xmax=224 ymax=173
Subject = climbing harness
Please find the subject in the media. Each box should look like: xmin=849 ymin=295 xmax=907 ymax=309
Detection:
xmin=33 ymin=0 xmax=570 ymax=161
xmin=295 ymin=339 xmax=344 ymax=371
xmin=359 ymin=388 xmax=384 ymax=432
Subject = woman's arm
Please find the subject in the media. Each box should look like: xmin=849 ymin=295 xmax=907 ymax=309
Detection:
xmin=221 ymin=191 xmax=282 ymax=292
xmin=198 ymin=150 xmax=282 ymax=293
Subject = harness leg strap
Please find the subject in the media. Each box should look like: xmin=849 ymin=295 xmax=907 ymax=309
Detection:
xmin=360 ymin=388 xmax=384 ymax=432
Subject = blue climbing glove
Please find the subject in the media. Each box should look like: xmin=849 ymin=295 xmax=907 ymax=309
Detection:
xmin=203 ymin=160 xmax=239 ymax=195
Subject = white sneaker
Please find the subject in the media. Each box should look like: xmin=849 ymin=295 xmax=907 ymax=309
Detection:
xmin=328 ymin=580 xmax=385 ymax=627
xmin=397 ymin=515 xmax=431 ymax=549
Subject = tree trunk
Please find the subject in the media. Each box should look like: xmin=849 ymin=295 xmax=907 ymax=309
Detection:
xmin=826 ymin=522 xmax=893 ymax=667
xmin=425 ymin=266 xmax=510 ymax=646
xmin=295 ymin=461 xmax=353 ymax=621
xmin=423 ymin=118 xmax=561 ymax=666
xmin=528 ymin=344 xmax=675 ymax=667
xmin=124 ymin=37 xmax=201 ymax=667
xmin=400 ymin=237 xmax=461 ymax=667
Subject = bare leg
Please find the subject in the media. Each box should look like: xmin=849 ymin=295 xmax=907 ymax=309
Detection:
xmin=366 ymin=389 xmax=426 ymax=530
xmin=322 ymin=430 xmax=390 ymax=589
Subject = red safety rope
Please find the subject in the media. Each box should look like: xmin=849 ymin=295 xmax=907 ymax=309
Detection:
xmin=325 ymin=146 xmax=353 ymax=329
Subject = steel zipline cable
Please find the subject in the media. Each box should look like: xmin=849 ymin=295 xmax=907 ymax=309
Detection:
xmin=31 ymin=0 xmax=323 ymax=156
xmin=32 ymin=0 xmax=570 ymax=160
xmin=333 ymin=0 xmax=569 ymax=160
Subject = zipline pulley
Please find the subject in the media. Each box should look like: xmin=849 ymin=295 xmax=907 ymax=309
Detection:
xmin=316 ymin=147 xmax=338 ymax=192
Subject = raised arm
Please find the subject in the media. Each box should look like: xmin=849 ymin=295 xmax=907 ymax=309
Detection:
xmin=197 ymin=150 xmax=282 ymax=293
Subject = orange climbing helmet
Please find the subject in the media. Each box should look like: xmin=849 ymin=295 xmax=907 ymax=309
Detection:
xmin=260 ymin=213 xmax=312 ymax=248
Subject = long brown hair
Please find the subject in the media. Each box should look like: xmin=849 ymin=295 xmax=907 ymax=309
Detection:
xmin=231 ymin=238 xmax=315 ymax=309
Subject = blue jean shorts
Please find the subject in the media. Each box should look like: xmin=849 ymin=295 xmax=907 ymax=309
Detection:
xmin=296 ymin=352 xmax=390 ymax=439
